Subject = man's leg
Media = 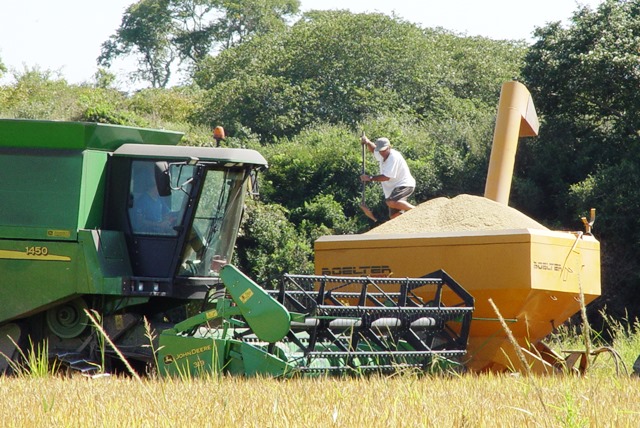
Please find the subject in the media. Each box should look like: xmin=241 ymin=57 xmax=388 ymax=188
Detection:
xmin=387 ymin=199 xmax=415 ymax=211
xmin=386 ymin=186 xmax=415 ymax=218
xmin=388 ymin=206 xmax=401 ymax=219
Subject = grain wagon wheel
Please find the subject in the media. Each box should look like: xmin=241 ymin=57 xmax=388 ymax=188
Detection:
xmin=563 ymin=346 xmax=629 ymax=376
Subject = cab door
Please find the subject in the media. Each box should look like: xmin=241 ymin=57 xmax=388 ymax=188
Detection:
xmin=105 ymin=157 xmax=201 ymax=279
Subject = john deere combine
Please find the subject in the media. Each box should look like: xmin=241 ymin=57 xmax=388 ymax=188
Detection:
xmin=0 ymin=118 xmax=473 ymax=376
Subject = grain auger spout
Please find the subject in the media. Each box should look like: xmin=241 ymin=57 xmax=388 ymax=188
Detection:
xmin=158 ymin=265 xmax=474 ymax=377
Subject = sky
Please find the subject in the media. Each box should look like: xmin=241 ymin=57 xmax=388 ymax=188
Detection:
xmin=0 ymin=0 xmax=604 ymax=89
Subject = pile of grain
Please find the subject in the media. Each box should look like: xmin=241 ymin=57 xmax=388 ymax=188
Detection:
xmin=366 ymin=194 xmax=548 ymax=234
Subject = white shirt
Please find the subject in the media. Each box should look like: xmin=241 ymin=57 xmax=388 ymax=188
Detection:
xmin=374 ymin=149 xmax=416 ymax=198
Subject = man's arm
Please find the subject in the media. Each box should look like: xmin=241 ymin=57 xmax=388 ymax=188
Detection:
xmin=361 ymin=173 xmax=390 ymax=182
xmin=361 ymin=134 xmax=375 ymax=153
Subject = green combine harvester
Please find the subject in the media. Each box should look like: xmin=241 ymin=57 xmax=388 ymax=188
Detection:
xmin=0 ymin=119 xmax=473 ymax=376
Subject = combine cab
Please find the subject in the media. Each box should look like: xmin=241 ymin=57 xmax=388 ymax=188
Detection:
xmin=0 ymin=119 xmax=474 ymax=376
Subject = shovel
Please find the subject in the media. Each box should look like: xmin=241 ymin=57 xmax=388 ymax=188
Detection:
xmin=359 ymin=134 xmax=377 ymax=222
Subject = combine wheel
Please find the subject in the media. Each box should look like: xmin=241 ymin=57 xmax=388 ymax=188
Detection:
xmin=46 ymin=298 xmax=89 ymax=339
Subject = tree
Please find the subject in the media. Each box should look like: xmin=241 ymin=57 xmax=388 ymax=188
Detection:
xmin=520 ymin=0 xmax=640 ymax=320
xmin=169 ymin=0 xmax=218 ymax=64
xmin=211 ymin=0 xmax=299 ymax=50
xmin=171 ymin=0 xmax=299 ymax=64
xmin=99 ymin=0 xmax=176 ymax=88
xmin=193 ymin=11 xmax=525 ymax=139
xmin=98 ymin=0 xmax=300 ymax=87
xmin=93 ymin=68 xmax=117 ymax=89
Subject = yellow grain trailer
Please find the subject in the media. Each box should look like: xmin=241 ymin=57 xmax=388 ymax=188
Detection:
xmin=314 ymin=228 xmax=600 ymax=372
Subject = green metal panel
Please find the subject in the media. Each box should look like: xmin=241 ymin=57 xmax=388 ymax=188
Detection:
xmin=0 ymin=119 xmax=183 ymax=150
xmin=158 ymin=333 xmax=293 ymax=377
xmin=0 ymin=120 xmax=87 ymax=150
xmin=78 ymin=230 xmax=131 ymax=295
xmin=78 ymin=150 xmax=108 ymax=229
xmin=158 ymin=333 xmax=229 ymax=377
xmin=0 ymin=149 xmax=82 ymax=240
xmin=0 ymin=239 xmax=83 ymax=322
xmin=236 ymin=341 xmax=293 ymax=377
xmin=220 ymin=265 xmax=291 ymax=343
xmin=0 ymin=120 xmax=186 ymax=241
xmin=0 ymin=230 xmax=136 ymax=324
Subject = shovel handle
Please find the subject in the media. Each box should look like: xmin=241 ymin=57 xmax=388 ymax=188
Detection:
xmin=361 ymin=138 xmax=366 ymax=201
xmin=360 ymin=132 xmax=375 ymax=223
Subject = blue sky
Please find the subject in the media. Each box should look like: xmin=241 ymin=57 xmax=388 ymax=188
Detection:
xmin=0 ymin=0 xmax=603 ymax=89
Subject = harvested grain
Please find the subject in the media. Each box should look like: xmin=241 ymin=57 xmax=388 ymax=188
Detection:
xmin=365 ymin=194 xmax=548 ymax=234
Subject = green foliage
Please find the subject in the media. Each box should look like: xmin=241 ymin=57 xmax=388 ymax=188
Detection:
xmin=521 ymin=0 xmax=640 ymax=217
xmin=6 ymin=338 xmax=59 ymax=378
xmin=520 ymin=0 xmax=640 ymax=319
xmin=195 ymin=73 xmax=310 ymax=139
xmin=129 ymin=86 xmax=199 ymax=123
xmin=0 ymin=68 xmax=80 ymax=119
xmin=81 ymin=105 xmax=149 ymax=127
xmin=0 ymin=67 xmax=197 ymax=130
xmin=99 ymin=0 xmax=176 ymax=88
xmin=0 ymin=88 xmax=6 ymax=111
xmin=567 ymin=158 xmax=640 ymax=311
xmin=75 ymin=86 xmax=150 ymax=126
xmin=234 ymin=200 xmax=313 ymax=288
xmin=193 ymin=11 xmax=524 ymax=139
xmin=0 ymin=67 xmax=138 ymax=123
xmin=291 ymin=194 xmax=360 ymax=242
xmin=209 ymin=0 xmax=300 ymax=50
xmin=93 ymin=68 xmax=117 ymax=89
xmin=259 ymin=124 xmax=361 ymax=212
xmin=99 ymin=0 xmax=300 ymax=87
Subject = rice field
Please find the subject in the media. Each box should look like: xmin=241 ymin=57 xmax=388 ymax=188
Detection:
xmin=0 ymin=370 xmax=639 ymax=427
xmin=1 ymin=316 xmax=639 ymax=427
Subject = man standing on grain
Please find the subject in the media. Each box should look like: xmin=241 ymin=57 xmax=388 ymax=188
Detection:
xmin=360 ymin=135 xmax=416 ymax=219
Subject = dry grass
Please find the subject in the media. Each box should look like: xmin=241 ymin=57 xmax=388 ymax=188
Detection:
xmin=0 ymin=372 xmax=638 ymax=427
xmin=2 ymin=306 xmax=638 ymax=427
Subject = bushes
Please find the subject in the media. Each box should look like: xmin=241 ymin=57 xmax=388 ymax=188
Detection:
xmin=234 ymin=200 xmax=313 ymax=288
xmin=129 ymin=86 xmax=200 ymax=123
xmin=0 ymin=68 xmax=82 ymax=120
